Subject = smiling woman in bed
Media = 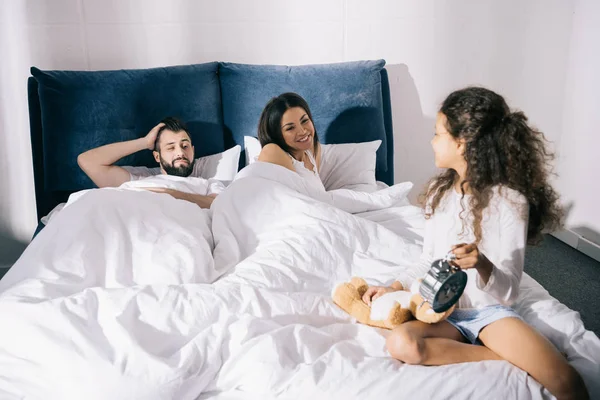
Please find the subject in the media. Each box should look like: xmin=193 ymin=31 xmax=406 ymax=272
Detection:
xmin=257 ymin=92 xmax=325 ymax=190
xmin=77 ymin=117 xmax=219 ymax=208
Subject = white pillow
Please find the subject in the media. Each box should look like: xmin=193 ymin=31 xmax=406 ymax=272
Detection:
xmin=195 ymin=145 xmax=241 ymax=181
xmin=125 ymin=145 xmax=241 ymax=182
xmin=243 ymin=136 xmax=381 ymax=192
xmin=319 ymin=140 xmax=381 ymax=192
xmin=244 ymin=136 xmax=262 ymax=165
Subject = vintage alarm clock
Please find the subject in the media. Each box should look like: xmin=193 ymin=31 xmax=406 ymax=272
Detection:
xmin=419 ymin=252 xmax=468 ymax=313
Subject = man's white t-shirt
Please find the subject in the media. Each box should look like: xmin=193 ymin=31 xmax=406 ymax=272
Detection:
xmin=122 ymin=164 xmax=226 ymax=195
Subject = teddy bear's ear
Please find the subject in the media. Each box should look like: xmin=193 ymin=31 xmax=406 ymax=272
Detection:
xmin=333 ymin=283 xmax=361 ymax=306
xmin=350 ymin=277 xmax=369 ymax=297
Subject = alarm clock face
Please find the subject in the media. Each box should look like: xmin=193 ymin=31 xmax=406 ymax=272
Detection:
xmin=432 ymin=271 xmax=468 ymax=313
xmin=437 ymin=281 xmax=457 ymax=305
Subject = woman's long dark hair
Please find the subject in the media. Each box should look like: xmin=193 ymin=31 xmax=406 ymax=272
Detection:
xmin=423 ymin=87 xmax=562 ymax=244
xmin=257 ymin=92 xmax=319 ymax=156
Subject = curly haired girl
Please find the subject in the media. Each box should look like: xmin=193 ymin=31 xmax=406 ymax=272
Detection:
xmin=363 ymin=87 xmax=587 ymax=400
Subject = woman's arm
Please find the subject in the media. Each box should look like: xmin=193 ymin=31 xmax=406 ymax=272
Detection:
xmin=257 ymin=143 xmax=295 ymax=172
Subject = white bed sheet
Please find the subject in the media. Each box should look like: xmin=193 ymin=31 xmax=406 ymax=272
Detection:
xmin=0 ymin=165 xmax=598 ymax=400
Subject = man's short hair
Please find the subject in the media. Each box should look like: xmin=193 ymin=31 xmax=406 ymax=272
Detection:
xmin=154 ymin=117 xmax=191 ymax=152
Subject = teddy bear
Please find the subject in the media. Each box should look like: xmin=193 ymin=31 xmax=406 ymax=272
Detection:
xmin=332 ymin=277 xmax=455 ymax=329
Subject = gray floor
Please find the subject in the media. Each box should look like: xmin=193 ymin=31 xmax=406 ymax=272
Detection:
xmin=1 ymin=234 xmax=599 ymax=336
xmin=525 ymin=234 xmax=600 ymax=337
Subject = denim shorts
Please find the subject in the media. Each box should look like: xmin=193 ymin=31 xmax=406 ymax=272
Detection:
xmin=446 ymin=305 xmax=522 ymax=345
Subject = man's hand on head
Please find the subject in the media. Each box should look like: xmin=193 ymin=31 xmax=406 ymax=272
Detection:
xmin=146 ymin=123 xmax=165 ymax=151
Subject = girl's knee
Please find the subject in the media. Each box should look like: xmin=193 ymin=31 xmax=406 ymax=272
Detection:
xmin=386 ymin=327 xmax=426 ymax=365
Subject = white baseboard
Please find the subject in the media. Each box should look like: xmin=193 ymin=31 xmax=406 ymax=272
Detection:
xmin=551 ymin=229 xmax=600 ymax=263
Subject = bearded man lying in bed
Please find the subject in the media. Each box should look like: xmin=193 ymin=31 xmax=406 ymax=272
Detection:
xmin=77 ymin=117 xmax=220 ymax=208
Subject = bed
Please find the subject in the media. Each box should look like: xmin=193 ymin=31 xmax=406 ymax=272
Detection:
xmin=0 ymin=60 xmax=598 ymax=400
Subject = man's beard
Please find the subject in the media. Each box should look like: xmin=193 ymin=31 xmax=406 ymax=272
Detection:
xmin=160 ymin=155 xmax=195 ymax=177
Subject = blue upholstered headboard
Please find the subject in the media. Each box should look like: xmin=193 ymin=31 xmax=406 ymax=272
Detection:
xmin=28 ymin=60 xmax=394 ymax=220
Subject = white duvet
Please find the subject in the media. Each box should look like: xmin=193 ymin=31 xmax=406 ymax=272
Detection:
xmin=0 ymin=166 xmax=598 ymax=400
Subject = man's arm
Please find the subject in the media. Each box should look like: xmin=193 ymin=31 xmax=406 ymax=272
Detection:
xmin=172 ymin=191 xmax=215 ymax=209
xmin=141 ymin=188 xmax=215 ymax=209
xmin=77 ymin=123 xmax=163 ymax=188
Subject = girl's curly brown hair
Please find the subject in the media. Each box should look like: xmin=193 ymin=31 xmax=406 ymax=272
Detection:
xmin=422 ymin=87 xmax=563 ymax=244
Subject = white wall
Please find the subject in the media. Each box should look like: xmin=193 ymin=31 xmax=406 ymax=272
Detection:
xmin=350 ymin=0 xmax=574 ymax=203
xmin=556 ymin=0 xmax=600 ymax=247
xmin=0 ymin=1 xmax=37 ymax=263
xmin=0 ymin=0 xmax=578 ymax=257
